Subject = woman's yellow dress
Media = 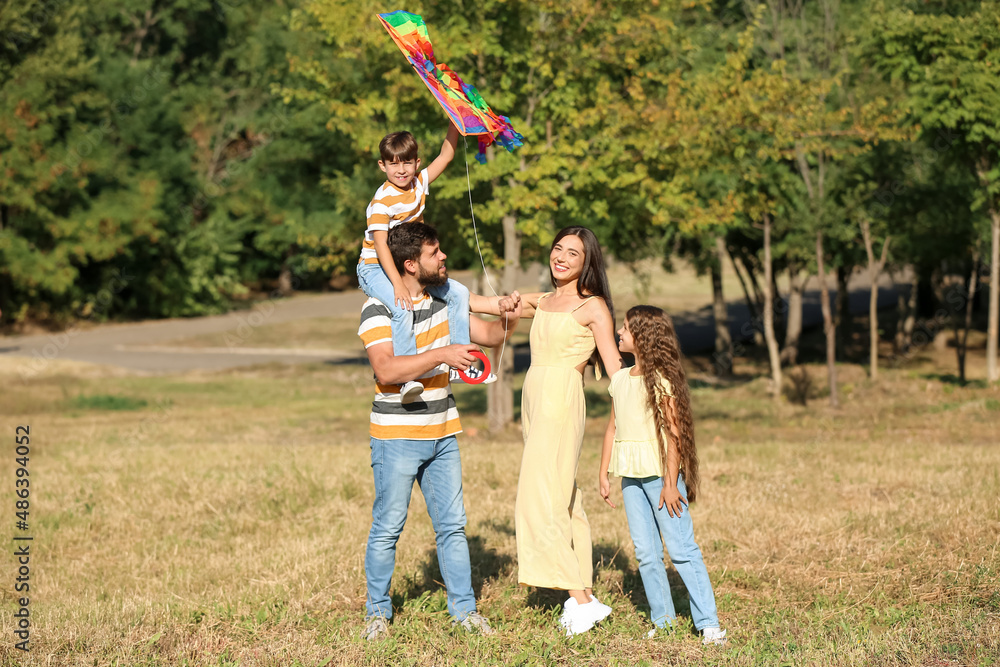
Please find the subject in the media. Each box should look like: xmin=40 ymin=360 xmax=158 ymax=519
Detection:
xmin=515 ymin=293 xmax=598 ymax=590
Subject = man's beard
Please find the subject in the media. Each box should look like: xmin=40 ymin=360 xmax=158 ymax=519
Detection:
xmin=417 ymin=264 xmax=448 ymax=287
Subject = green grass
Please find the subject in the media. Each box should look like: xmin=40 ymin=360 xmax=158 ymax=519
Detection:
xmin=0 ymin=352 xmax=998 ymax=666
xmin=68 ymin=393 xmax=149 ymax=411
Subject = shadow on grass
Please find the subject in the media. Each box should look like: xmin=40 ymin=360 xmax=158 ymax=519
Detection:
xmin=592 ymin=541 xmax=692 ymax=626
xmin=323 ymin=356 xmax=370 ymax=366
xmin=921 ymin=373 xmax=988 ymax=388
xmin=477 ymin=517 xmax=514 ymax=537
xmin=397 ymin=533 xmax=513 ymax=605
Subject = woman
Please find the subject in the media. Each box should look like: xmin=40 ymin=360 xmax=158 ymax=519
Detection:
xmin=509 ymin=226 xmax=624 ymax=636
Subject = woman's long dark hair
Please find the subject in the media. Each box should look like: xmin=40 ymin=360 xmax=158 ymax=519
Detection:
xmin=549 ymin=226 xmax=614 ymax=374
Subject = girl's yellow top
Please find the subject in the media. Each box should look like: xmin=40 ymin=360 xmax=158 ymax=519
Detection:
xmin=607 ymin=367 xmax=673 ymax=478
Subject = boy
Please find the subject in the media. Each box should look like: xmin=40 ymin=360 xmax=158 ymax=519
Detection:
xmin=356 ymin=125 xmax=495 ymax=403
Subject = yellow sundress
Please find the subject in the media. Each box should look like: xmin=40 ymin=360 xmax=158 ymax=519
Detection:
xmin=515 ymin=293 xmax=598 ymax=590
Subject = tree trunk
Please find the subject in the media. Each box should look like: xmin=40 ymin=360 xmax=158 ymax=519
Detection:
xmin=762 ymin=215 xmax=782 ymax=399
xmin=817 ymin=231 xmax=839 ymax=407
xmin=781 ymin=265 xmax=806 ymax=365
xmin=861 ymin=220 xmax=890 ymax=382
xmin=728 ymin=246 xmax=764 ymax=345
xmin=712 ymin=236 xmax=732 ymax=377
xmin=989 ymin=207 xmax=1000 ymax=383
xmin=894 ymin=269 xmax=917 ymax=353
xmin=836 ymin=265 xmax=851 ymax=360
xmin=277 ymin=262 xmax=293 ymax=296
xmin=955 ymin=257 xmax=980 ymax=383
xmin=487 ymin=212 xmax=519 ymax=432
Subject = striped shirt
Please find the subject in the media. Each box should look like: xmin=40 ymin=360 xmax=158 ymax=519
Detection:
xmin=358 ymin=292 xmax=462 ymax=440
xmin=358 ymin=168 xmax=430 ymax=265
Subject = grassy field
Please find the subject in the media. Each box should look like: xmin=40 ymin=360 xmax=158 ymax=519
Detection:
xmin=1 ymin=337 xmax=998 ymax=666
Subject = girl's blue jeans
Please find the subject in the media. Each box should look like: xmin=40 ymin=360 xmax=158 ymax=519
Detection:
xmin=357 ymin=262 xmax=471 ymax=356
xmin=621 ymin=473 xmax=720 ymax=630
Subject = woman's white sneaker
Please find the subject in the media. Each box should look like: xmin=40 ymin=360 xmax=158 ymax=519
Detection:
xmin=587 ymin=594 xmax=612 ymax=623
xmin=558 ymin=598 xmax=595 ymax=636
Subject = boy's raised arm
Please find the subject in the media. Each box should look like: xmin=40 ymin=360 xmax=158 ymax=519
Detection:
xmin=426 ymin=122 xmax=460 ymax=184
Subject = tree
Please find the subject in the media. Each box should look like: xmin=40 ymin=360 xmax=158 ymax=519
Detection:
xmin=288 ymin=0 xmax=694 ymax=428
xmin=867 ymin=3 xmax=1000 ymax=383
xmin=0 ymin=0 xmax=338 ymax=323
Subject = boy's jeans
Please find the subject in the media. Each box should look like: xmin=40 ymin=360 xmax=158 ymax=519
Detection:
xmin=621 ymin=473 xmax=720 ymax=631
xmin=357 ymin=263 xmax=471 ymax=356
xmin=364 ymin=436 xmax=476 ymax=622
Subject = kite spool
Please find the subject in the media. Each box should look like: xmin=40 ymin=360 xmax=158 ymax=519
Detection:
xmin=457 ymin=350 xmax=491 ymax=384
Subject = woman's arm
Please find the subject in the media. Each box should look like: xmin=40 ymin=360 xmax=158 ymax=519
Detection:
xmin=598 ymin=403 xmax=617 ymax=508
xmin=584 ymin=299 xmax=624 ymax=375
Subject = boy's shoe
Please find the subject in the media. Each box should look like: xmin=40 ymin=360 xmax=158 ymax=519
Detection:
xmin=449 ymin=366 xmax=497 ymax=385
xmin=453 ymin=611 xmax=496 ymax=635
xmin=400 ymin=380 xmax=423 ymax=404
xmin=702 ymin=627 xmax=727 ymax=645
xmin=361 ymin=616 xmax=390 ymax=642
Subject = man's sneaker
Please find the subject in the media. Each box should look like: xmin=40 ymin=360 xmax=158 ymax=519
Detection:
xmin=400 ymin=380 xmax=423 ymax=404
xmin=702 ymin=627 xmax=727 ymax=645
xmin=361 ymin=616 xmax=389 ymax=642
xmin=587 ymin=594 xmax=613 ymax=623
xmin=453 ymin=611 xmax=496 ymax=635
xmin=449 ymin=366 xmax=497 ymax=385
xmin=558 ymin=597 xmax=596 ymax=637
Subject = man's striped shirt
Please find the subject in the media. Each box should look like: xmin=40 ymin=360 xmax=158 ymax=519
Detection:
xmin=358 ymin=169 xmax=429 ymax=265
xmin=358 ymin=292 xmax=462 ymax=440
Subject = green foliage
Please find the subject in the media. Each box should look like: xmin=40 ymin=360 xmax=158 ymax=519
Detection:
xmin=0 ymin=0 xmax=994 ymax=332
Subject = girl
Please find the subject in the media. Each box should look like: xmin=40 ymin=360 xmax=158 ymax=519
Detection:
xmin=598 ymin=305 xmax=727 ymax=645
xmin=494 ymin=226 xmax=624 ymax=636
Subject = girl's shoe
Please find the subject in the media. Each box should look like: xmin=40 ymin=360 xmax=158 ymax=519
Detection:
xmin=400 ymin=380 xmax=423 ymax=403
xmin=702 ymin=627 xmax=727 ymax=645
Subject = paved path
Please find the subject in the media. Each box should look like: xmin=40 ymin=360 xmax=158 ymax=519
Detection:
xmin=0 ymin=270 xmax=900 ymax=375
xmin=0 ymin=291 xmax=369 ymax=374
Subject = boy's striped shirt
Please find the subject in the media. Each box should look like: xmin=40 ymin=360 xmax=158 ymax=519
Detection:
xmin=358 ymin=292 xmax=462 ymax=440
xmin=358 ymin=168 xmax=429 ymax=265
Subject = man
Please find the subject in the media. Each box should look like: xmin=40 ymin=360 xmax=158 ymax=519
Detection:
xmin=357 ymin=222 xmax=521 ymax=641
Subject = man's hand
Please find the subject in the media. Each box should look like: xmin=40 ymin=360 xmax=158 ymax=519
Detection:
xmin=437 ymin=344 xmax=479 ymax=371
xmin=599 ymin=473 xmax=615 ymax=509
xmin=658 ymin=484 xmax=687 ymax=518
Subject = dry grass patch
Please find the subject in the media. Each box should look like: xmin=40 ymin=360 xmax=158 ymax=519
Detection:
xmin=0 ymin=354 xmax=997 ymax=666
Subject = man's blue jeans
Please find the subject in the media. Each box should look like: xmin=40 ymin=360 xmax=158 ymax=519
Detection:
xmin=365 ymin=436 xmax=476 ymax=621
xmin=621 ymin=473 xmax=720 ymax=630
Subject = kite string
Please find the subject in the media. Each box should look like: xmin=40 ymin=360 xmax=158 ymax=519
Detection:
xmin=463 ymin=136 xmax=508 ymax=375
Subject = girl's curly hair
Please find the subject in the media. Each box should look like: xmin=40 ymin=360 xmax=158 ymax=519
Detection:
xmin=626 ymin=305 xmax=700 ymax=502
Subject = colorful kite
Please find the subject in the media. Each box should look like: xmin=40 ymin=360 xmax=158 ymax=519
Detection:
xmin=376 ymin=10 xmax=523 ymax=164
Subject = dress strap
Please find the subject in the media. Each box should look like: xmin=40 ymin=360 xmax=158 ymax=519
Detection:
xmin=570 ymin=295 xmax=599 ymax=312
